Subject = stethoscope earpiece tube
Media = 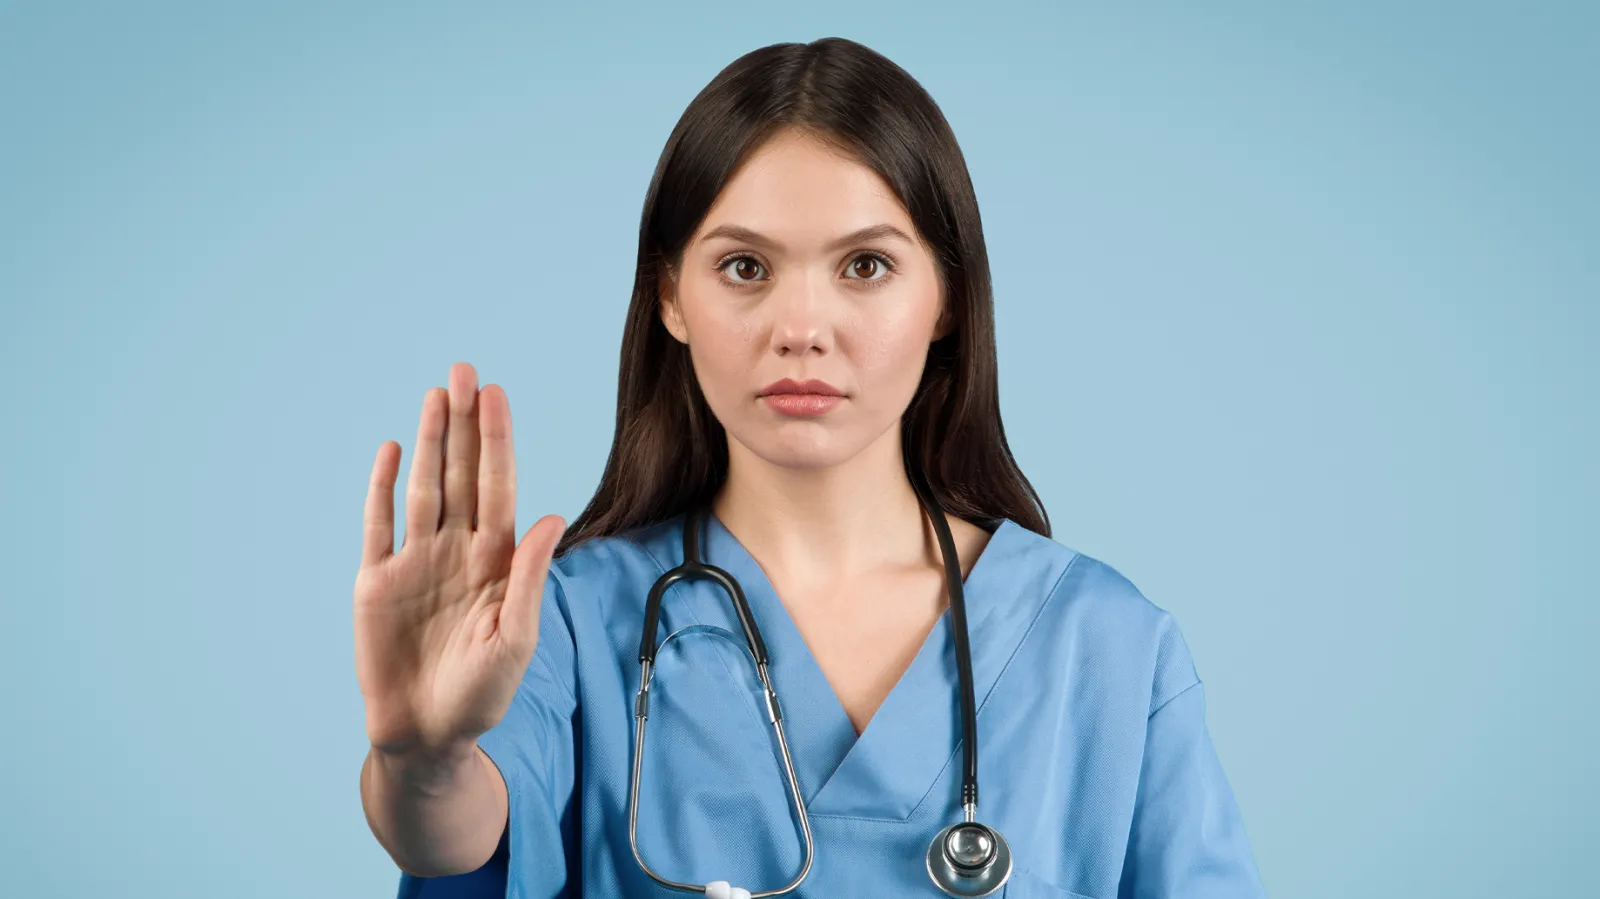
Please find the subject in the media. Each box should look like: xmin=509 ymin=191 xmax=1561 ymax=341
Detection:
xmin=638 ymin=515 xmax=769 ymax=666
xmin=638 ymin=568 xmax=685 ymax=663
xmin=629 ymin=506 xmax=814 ymax=898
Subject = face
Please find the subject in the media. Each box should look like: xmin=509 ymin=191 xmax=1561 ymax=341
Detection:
xmin=659 ymin=128 xmax=949 ymax=473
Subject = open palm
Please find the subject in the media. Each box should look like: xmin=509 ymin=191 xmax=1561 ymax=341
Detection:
xmin=353 ymin=362 xmax=565 ymax=756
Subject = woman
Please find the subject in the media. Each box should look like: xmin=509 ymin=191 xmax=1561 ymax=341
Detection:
xmin=356 ymin=37 xmax=1265 ymax=899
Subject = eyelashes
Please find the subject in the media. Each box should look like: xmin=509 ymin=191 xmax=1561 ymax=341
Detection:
xmin=712 ymin=250 xmax=900 ymax=291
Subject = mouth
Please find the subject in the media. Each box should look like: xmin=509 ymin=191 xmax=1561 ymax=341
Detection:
xmin=758 ymin=379 xmax=846 ymax=417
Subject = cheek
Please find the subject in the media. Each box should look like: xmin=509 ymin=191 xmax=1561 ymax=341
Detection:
xmin=849 ymin=304 xmax=936 ymax=395
xmin=684 ymin=303 xmax=763 ymax=399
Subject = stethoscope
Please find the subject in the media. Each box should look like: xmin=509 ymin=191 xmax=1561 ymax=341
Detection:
xmin=628 ymin=478 xmax=1012 ymax=898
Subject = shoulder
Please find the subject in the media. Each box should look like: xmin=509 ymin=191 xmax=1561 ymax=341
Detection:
xmin=517 ymin=520 xmax=686 ymax=688
xmin=1009 ymin=523 xmax=1201 ymax=714
xmin=544 ymin=517 xmax=685 ymax=610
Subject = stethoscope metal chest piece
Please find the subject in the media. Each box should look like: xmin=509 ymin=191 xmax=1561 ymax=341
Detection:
xmin=628 ymin=478 xmax=1011 ymax=898
xmin=927 ymin=819 xmax=1013 ymax=897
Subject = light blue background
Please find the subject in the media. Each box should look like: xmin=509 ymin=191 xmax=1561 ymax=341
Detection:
xmin=2 ymin=2 xmax=1594 ymax=897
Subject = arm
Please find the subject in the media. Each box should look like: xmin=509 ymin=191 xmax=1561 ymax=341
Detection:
xmin=362 ymin=739 xmax=509 ymax=877
xmin=1117 ymin=680 xmax=1267 ymax=898
xmin=352 ymin=366 xmax=576 ymax=896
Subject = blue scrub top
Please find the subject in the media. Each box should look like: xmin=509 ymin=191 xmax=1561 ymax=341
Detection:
xmin=396 ymin=512 xmax=1265 ymax=898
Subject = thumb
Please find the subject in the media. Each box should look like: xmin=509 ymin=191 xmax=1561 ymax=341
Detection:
xmin=501 ymin=514 xmax=566 ymax=654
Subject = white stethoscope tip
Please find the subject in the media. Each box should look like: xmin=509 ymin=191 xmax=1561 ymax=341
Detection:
xmin=705 ymin=880 xmax=752 ymax=899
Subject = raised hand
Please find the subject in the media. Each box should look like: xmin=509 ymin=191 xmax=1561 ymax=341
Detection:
xmin=354 ymin=362 xmax=565 ymax=758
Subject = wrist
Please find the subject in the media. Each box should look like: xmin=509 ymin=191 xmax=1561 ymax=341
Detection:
xmin=369 ymin=737 xmax=482 ymax=796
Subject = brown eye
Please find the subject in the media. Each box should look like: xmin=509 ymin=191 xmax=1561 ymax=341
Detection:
xmin=845 ymin=253 xmax=893 ymax=282
xmin=719 ymin=256 xmax=766 ymax=283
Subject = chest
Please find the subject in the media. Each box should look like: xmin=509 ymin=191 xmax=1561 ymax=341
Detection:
xmin=585 ymin=559 xmax=1144 ymax=899
xmin=774 ymin=568 xmax=948 ymax=735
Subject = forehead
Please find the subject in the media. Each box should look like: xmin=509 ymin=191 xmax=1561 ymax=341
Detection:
xmin=694 ymin=130 xmax=915 ymax=248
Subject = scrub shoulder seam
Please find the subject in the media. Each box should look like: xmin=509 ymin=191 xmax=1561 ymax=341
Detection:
xmin=1147 ymin=678 xmax=1202 ymax=720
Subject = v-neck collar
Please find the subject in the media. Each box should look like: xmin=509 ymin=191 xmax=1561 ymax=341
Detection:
xmin=675 ymin=510 xmax=1036 ymax=822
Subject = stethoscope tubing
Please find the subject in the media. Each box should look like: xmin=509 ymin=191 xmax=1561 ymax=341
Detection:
xmin=629 ymin=512 xmax=815 ymax=897
xmin=627 ymin=478 xmax=991 ymax=896
xmin=909 ymin=474 xmax=983 ymax=815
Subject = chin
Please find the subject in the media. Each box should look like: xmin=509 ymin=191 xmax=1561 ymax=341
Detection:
xmin=738 ymin=429 xmax=858 ymax=472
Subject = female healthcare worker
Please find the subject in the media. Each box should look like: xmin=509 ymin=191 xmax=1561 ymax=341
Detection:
xmin=355 ymin=37 xmax=1267 ymax=899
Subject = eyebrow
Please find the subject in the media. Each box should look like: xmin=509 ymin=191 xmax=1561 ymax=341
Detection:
xmin=696 ymin=222 xmax=916 ymax=253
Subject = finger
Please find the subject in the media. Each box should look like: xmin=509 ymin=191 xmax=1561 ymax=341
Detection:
xmin=500 ymin=515 xmax=566 ymax=653
xmin=441 ymin=362 xmax=481 ymax=529
xmin=476 ymin=385 xmax=516 ymax=536
xmin=361 ymin=441 xmax=399 ymax=566
xmin=404 ymin=387 xmax=447 ymax=545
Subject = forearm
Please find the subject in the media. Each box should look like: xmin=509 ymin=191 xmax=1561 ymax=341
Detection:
xmin=361 ymin=739 xmax=508 ymax=877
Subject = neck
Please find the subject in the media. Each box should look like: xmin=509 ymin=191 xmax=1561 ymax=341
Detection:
xmin=711 ymin=427 xmax=928 ymax=595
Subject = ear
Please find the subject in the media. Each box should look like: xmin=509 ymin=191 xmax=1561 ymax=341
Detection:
xmin=658 ymin=263 xmax=689 ymax=344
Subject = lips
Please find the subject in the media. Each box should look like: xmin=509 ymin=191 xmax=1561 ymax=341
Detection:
xmin=759 ymin=378 xmax=844 ymax=397
xmin=758 ymin=378 xmax=845 ymax=417
xmin=761 ymin=393 xmax=843 ymax=416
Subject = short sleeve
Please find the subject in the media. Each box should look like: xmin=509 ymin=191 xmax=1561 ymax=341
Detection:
xmin=1117 ymin=624 xmax=1266 ymax=899
xmin=395 ymin=568 xmax=582 ymax=899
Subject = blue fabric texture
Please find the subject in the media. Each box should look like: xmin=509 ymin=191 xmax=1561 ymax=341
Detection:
xmin=395 ymin=512 xmax=1265 ymax=898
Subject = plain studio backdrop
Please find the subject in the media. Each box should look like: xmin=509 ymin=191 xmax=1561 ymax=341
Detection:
xmin=1 ymin=2 xmax=1594 ymax=897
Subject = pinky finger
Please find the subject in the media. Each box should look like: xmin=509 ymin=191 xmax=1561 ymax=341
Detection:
xmin=362 ymin=441 xmax=400 ymax=566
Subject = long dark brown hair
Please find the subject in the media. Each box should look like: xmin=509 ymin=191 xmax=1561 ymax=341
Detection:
xmin=554 ymin=37 xmax=1049 ymax=558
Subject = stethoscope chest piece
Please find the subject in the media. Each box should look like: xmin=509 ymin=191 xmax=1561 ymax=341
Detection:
xmin=926 ymin=821 xmax=1012 ymax=898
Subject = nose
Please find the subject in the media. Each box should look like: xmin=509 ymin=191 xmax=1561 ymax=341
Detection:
xmin=767 ymin=271 xmax=833 ymax=358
